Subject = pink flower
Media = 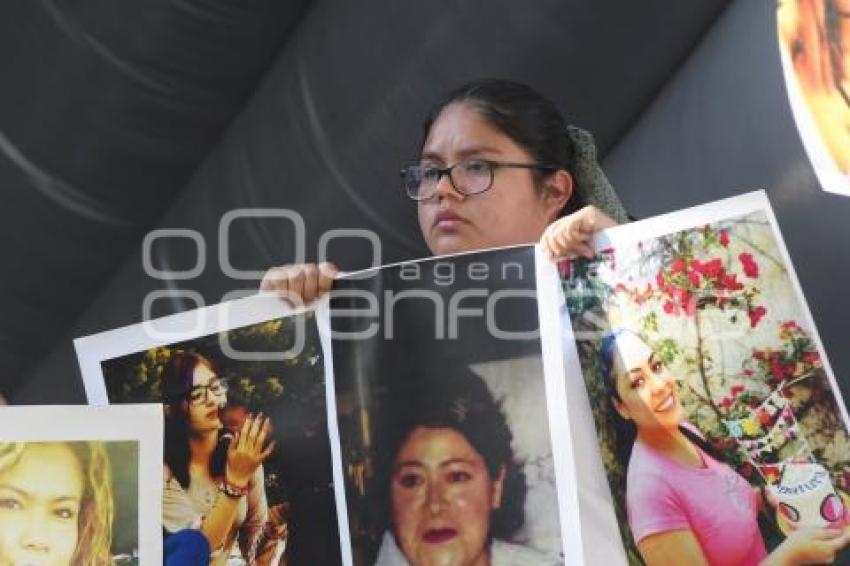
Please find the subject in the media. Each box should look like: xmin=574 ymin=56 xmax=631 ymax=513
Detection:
xmin=688 ymin=271 xmax=701 ymax=288
xmin=719 ymin=230 xmax=730 ymax=247
xmin=663 ymin=301 xmax=677 ymax=315
xmin=801 ymin=351 xmax=820 ymax=365
xmin=739 ymin=253 xmax=759 ymax=278
xmin=748 ymin=305 xmax=767 ymax=328
xmin=723 ymin=273 xmax=743 ymax=291
xmin=670 ymin=257 xmax=687 ymax=274
xmin=731 ymin=384 xmax=745 ymax=396
xmin=698 ymin=258 xmax=724 ymax=279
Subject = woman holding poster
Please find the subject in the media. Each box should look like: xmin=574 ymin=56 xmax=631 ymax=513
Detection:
xmin=600 ymin=328 xmax=850 ymax=565
xmin=260 ymin=78 xmax=630 ymax=299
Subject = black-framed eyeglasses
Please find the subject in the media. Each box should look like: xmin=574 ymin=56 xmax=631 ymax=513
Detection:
xmin=187 ymin=377 xmax=229 ymax=405
xmin=400 ymin=159 xmax=557 ymax=201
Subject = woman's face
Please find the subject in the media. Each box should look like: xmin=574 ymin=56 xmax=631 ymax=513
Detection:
xmin=0 ymin=444 xmax=84 ymax=566
xmin=417 ymin=102 xmax=568 ymax=256
xmin=391 ymin=426 xmax=504 ymax=566
xmin=187 ymin=363 xmax=225 ymax=433
xmin=611 ymin=334 xmax=682 ymax=432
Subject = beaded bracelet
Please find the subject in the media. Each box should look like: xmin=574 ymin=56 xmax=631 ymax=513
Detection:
xmin=219 ymin=478 xmax=250 ymax=498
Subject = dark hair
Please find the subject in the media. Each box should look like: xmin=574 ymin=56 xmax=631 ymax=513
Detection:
xmin=422 ymin=78 xmax=583 ymax=216
xmin=600 ymin=329 xmax=721 ymax=482
xmin=162 ymin=351 xmax=228 ymax=488
xmin=373 ymin=368 xmax=526 ymax=542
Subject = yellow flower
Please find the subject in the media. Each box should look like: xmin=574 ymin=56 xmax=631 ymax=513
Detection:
xmin=742 ymin=418 xmax=761 ymax=436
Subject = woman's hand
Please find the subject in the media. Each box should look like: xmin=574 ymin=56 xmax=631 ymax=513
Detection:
xmin=259 ymin=262 xmax=337 ymax=305
xmin=540 ymin=205 xmax=617 ymax=261
xmin=765 ymin=527 xmax=850 ymax=565
xmin=226 ymin=413 xmax=276 ymax=488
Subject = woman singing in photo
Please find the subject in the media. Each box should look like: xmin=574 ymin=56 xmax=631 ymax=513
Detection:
xmin=160 ymin=351 xmax=277 ymax=565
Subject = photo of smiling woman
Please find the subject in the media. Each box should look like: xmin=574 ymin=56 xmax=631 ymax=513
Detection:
xmin=0 ymin=441 xmax=114 ymax=566
xmin=359 ymin=369 xmax=560 ymax=566
xmin=601 ymin=329 xmax=850 ymax=566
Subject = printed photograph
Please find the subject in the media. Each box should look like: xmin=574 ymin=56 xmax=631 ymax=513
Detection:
xmin=77 ymin=299 xmax=340 ymax=565
xmin=777 ymin=0 xmax=850 ymax=196
xmin=0 ymin=440 xmax=137 ymax=565
xmin=561 ymin=201 xmax=850 ymax=564
xmin=0 ymin=404 xmax=162 ymax=565
xmin=330 ymin=246 xmax=568 ymax=566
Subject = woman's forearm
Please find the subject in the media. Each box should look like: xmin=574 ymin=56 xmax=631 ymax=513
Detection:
xmin=200 ymin=492 xmax=242 ymax=551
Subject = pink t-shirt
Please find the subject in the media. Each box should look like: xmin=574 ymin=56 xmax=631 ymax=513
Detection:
xmin=626 ymin=433 xmax=767 ymax=566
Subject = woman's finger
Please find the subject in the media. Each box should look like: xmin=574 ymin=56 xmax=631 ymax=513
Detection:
xmin=252 ymin=417 xmax=271 ymax=453
xmin=259 ymin=439 xmax=277 ymax=461
xmin=576 ymin=213 xmax=595 ymax=236
xmin=575 ymin=241 xmax=596 ymax=259
xmin=542 ymin=225 xmax=559 ymax=259
xmin=584 ymin=206 xmax=617 ymax=232
xmin=302 ymin=264 xmax=319 ymax=303
xmin=318 ymin=262 xmax=338 ymax=293
xmin=246 ymin=413 xmax=264 ymax=449
xmin=558 ymin=221 xmax=590 ymax=246
xmin=288 ymin=270 xmax=306 ymax=307
xmin=259 ymin=266 xmax=289 ymax=294
xmin=237 ymin=415 xmax=253 ymax=451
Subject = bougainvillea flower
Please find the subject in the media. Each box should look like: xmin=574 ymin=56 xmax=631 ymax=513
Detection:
xmin=801 ymin=351 xmax=820 ymax=365
xmin=748 ymin=305 xmax=767 ymax=327
xmin=688 ymin=271 xmax=701 ymax=288
xmin=739 ymin=253 xmax=760 ymax=278
xmin=700 ymin=258 xmax=724 ymax=279
xmin=722 ymin=273 xmax=744 ymax=291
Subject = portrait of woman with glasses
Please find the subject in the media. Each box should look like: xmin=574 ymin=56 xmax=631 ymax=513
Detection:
xmin=159 ymin=350 xmax=278 ymax=566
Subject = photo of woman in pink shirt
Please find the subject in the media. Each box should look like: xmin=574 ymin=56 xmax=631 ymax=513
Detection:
xmin=600 ymin=328 xmax=850 ymax=565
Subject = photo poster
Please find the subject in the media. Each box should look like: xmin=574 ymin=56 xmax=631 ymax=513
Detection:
xmin=559 ymin=190 xmax=850 ymax=564
xmin=75 ymin=295 xmax=342 ymax=565
xmin=777 ymin=0 xmax=850 ymax=196
xmin=325 ymin=245 xmax=579 ymax=566
xmin=0 ymin=404 xmax=162 ymax=565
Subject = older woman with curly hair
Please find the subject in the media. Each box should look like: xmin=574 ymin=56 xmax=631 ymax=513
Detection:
xmin=0 ymin=440 xmax=114 ymax=565
xmin=368 ymin=368 xmax=559 ymax=566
